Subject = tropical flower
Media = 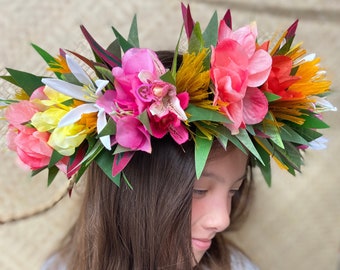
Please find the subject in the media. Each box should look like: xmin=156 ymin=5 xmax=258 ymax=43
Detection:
xmin=211 ymin=20 xmax=272 ymax=134
xmin=5 ymin=100 xmax=53 ymax=170
xmin=42 ymin=54 xmax=111 ymax=150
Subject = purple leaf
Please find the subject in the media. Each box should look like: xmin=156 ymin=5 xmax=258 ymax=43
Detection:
xmin=181 ymin=3 xmax=195 ymax=39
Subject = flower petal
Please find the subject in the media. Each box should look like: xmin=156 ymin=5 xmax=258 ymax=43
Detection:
xmin=58 ymin=103 xmax=98 ymax=127
xmin=97 ymin=109 xmax=111 ymax=150
xmin=242 ymin=87 xmax=268 ymax=125
xmin=66 ymin=54 xmax=93 ymax=86
xmin=42 ymin=78 xmax=93 ymax=102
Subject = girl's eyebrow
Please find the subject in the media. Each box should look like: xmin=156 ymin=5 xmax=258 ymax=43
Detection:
xmin=200 ymin=171 xmax=247 ymax=185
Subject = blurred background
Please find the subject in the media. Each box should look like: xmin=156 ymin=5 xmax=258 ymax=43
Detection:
xmin=0 ymin=0 xmax=339 ymax=269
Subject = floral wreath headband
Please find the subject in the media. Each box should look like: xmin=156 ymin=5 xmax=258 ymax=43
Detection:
xmin=0 ymin=3 xmax=336 ymax=190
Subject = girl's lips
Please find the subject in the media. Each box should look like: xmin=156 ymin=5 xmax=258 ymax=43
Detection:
xmin=192 ymin=238 xmax=212 ymax=251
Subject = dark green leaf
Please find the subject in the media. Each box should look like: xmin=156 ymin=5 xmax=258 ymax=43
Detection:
xmin=112 ymin=26 xmax=134 ymax=52
xmin=160 ymin=70 xmax=176 ymax=85
xmin=95 ymin=149 xmax=121 ymax=186
xmin=48 ymin=150 xmax=64 ymax=168
xmin=5 ymin=68 xmax=44 ymax=96
xmin=98 ymin=117 xmax=116 ymax=137
xmin=236 ymin=129 xmax=263 ymax=164
xmin=128 ymin=14 xmax=139 ymax=48
xmin=202 ymin=11 xmax=218 ymax=47
xmin=279 ymin=125 xmax=308 ymax=145
xmin=47 ymin=166 xmax=59 ymax=186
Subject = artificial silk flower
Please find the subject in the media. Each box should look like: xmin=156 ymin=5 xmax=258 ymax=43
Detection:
xmin=42 ymin=54 xmax=111 ymax=149
xmin=5 ymin=100 xmax=53 ymax=170
xmin=211 ymin=20 xmax=272 ymax=134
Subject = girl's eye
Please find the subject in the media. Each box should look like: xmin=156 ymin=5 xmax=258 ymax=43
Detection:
xmin=193 ymin=189 xmax=207 ymax=198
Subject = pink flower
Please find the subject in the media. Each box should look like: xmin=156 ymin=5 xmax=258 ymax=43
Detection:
xmin=5 ymin=100 xmax=53 ymax=170
xmin=112 ymin=48 xmax=166 ymax=114
xmin=211 ymin=21 xmax=272 ymax=134
xmin=115 ymin=116 xmax=151 ymax=153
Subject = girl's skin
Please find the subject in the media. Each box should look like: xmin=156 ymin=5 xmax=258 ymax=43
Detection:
xmin=191 ymin=145 xmax=248 ymax=263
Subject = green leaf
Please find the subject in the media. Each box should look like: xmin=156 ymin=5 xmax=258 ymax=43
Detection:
xmin=279 ymin=125 xmax=308 ymax=145
xmin=31 ymin=167 xmax=47 ymax=177
xmin=128 ymin=14 xmax=139 ymax=48
xmin=188 ymin=22 xmax=204 ymax=54
xmin=254 ymin=141 xmax=272 ymax=186
xmin=48 ymin=150 xmax=64 ymax=168
xmin=122 ymin=172 xmax=133 ymax=190
xmin=236 ymin=129 xmax=263 ymax=164
xmin=5 ymin=68 xmax=45 ymax=96
xmin=202 ymin=11 xmax=218 ymax=47
xmin=186 ymin=104 xmax=230 ymax=123
xmin=98 ymin=117 xmax=116 ymax=137
xmin=95 ymin=65 xmax=114 ymax=83
xmin=300 ymin=112 xmax=330 ymax=129
xmin=31 ymin=43 xmax=62 ymax=79
xmin=112 ymin=26 xmax=134 ymax=52
xmin=259 ymin=113 xmax=284 ymax=148
xmin=264 ymin=91 xmax=281 ymax=102
xmin=160 ymin=70 xmax=176 ymax=85
xmin=106 ymin=39 xmax=122 ymax=60
xmin=171 ymin=26 xmax=184 ymax=79
xmin=138 ymin=110 xmax=152 ymax=134
xmin=214 ymin=125 xmax=247 ymax=154
xmin=195 ymin=131 xmax=213 ymax=179
xmin=290 ymin=124 xmax=323 ymax=142
xmin=0 ymin=75 xmax=17 ymax=85
xmin=95 ymin=149 xmax=121 ymax=186
xmin=47 ymin=166 xmax=59 ymax=186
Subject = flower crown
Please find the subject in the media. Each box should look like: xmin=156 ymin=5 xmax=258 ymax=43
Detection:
xmin=0 ymin=3 xmax=336 ymax=188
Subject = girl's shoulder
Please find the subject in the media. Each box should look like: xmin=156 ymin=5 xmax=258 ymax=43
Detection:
xmin=229 ymin=247 xmax=259 ymax=270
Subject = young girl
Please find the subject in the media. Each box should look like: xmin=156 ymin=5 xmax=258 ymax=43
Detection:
xmin=1 ymin=3 xmax=334 ymax=269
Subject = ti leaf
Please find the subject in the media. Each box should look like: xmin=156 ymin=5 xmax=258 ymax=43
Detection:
xmin=5 ymin=68 xmax=44 ymax=96
xmin=95 ymin=149 xmax=121 ymax=186
xmin=112 ymin=26 xmax=134 ymax=52
xmin=186 ymin=104 xmax=230 ymax=123
xmin=195 ymin=131 xmax=213 ymax=179
xmin=202 ymin=11 xmax=218 ymax=47
xmin=128 ymin=14 xmax=140 ymax=48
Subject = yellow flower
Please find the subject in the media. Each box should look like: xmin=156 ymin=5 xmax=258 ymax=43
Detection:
xmin=31 ymin=107 xmax=68 ymax=132
xmin=176 ymin=49 xmax=216 ymax=110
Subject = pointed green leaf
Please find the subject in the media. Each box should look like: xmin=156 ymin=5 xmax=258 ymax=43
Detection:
xmin=0 ymin=75 xmax=17 ymax=85
xmin=188 ymin=22 xmax=204 ymax=54
xmin=290 ymin=124 xmax=323 ymax=142
xmin=5 ymin=68 xmax=44 ymax=96
xmin=48 ymin=150 xmax=64 ymax=168
xmin=264 ymin=91 xmax=281 ymax=102
xmin=171 ymin=26 xmax=184 ymax=79
xmin=138 ymin=110 xmax=152 ymax=134
xmin=236 ymin=129 xmax=263 ymax=164
xmin=128 ymin=14 xmax=139 ymax=48
xmin=254 ymin=140 xmax=272 ymax=186
xmin=259 ymin=113 xmax=284 ymax=148
xmin=95 ymin=65 xmax=114 ymax=83
xmin=279 ymin=125 xmax=308 ymax=145
xmin=98 ymin=117 xmax=116 ymax=137
xmin=195 ymin=131 xmax=213 ymax=179
xmin=202 ymin=11 xmax=218 ymax=47
xmin=112 ymin=26 xmax=134 ymax=52
xmin=186 ymin=104 xmax=230 ymax=123
xmin=214 ymin=125 xmax=247 ymax=154
xmin=95 ymin=149 xmax=121 ymax=186
xmin=106 ymin=39 xmax=122 ymax=60
xmin=31 ymin=43 xmax=62 ymax=79
xmin=47 ymin=166 xmax=59 ymax=186
xmin=160 ymin=70 xmax=176 ymax=85
xmin=122 ymin=172 xmax=133 ymax=190
xmin=300 ymin=112 xmax=330 ymax=129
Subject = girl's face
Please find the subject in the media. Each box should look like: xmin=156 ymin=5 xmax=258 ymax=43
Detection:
xmin=191 ymin=145 xmax=248 ymax=264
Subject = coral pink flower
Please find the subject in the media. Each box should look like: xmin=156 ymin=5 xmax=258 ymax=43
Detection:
xmin=211 ymin=20 xmax=272 ymax=134
xmin=5 ymin=100 xmax=53 ymax=170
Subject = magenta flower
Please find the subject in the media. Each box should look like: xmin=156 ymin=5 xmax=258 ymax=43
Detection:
xmin=211 ymin=21 xmax=272 ymax=134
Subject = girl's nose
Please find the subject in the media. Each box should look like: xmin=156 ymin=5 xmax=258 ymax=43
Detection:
xmin=203 ymin=198 xmax=231 ymax=232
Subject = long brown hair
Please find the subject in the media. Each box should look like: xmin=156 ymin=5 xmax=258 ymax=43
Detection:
xmin=49 ymin=52 xmax=254 ymax=270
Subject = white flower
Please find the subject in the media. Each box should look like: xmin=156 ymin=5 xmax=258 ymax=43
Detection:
xmin=42 ymin=55 xmax=111 ymax=149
